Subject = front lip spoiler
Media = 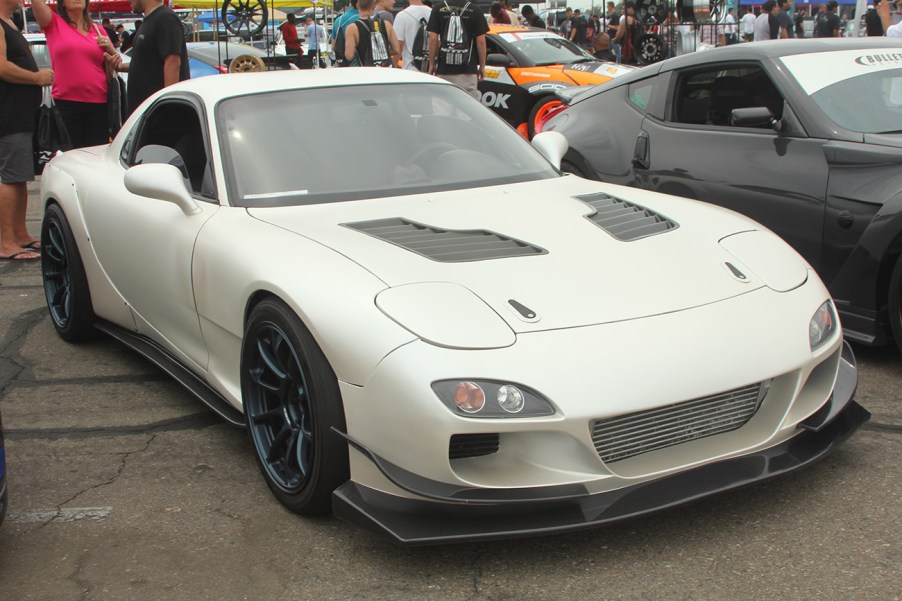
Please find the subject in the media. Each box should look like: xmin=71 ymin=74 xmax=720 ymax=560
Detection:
xmin=333 ymin=343 xmax=868 ymax=545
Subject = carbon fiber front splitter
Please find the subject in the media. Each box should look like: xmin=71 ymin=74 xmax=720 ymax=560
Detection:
xmin=332 ymin=399 xmax=870 ymax=545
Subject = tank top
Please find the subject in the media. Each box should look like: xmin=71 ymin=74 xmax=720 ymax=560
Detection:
xmin=0 ymin=19 xmax=41 ymax=136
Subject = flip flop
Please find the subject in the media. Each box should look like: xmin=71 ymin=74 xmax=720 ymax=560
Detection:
xmin=0 ymin=250 xmax=40 ymax=261
xmin=21 ymin=241 xmax=41 ymax=251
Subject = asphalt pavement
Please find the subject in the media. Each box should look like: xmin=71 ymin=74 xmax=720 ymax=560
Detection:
xmin=0 ymin=178 xmax=899 ymax=601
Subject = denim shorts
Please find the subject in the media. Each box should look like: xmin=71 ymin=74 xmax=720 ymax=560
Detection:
xmin=0 ymin=131 xmax=35 ymax=184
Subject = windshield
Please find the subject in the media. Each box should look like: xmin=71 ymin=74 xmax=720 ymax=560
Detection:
xmin=218 ymin=83 xmax=559 ymax=207
xmin=497 ymin=31 xmax=594 ymax=66
xmin=781 ymin=50 xmax=902 ymax=134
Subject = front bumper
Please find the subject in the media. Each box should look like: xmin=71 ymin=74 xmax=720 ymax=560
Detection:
xmin=333 ymin=343 xmax=868 ymax=545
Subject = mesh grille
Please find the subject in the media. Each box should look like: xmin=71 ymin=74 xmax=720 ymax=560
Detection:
xmin=449 ymin=433 xmax=500 ymax=460
xmin=578 ymin=193 xmax=678 ymax=241
xmin=344 ymin=218 xmax=545 ymax=262
xmin=592 ymin=382 xmax=766 ymax=463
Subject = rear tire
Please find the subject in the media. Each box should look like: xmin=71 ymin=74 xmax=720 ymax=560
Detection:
xmin=887 ymin=255 xmax=902 ymax=352
xmin=41 ymin=203 xmax=95 ymax=342
xmin=528 ymin=96 xmax=564 ymax=139
xmin=241 ymin=298 xmax=348 ymax=514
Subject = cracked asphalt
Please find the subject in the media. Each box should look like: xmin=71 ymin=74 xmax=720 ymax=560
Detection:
xmin=0 ymin=181 xmax=899 ymax=601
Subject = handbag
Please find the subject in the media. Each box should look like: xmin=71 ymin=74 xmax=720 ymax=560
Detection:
xmin=33 ymin=90 xmax=72 ymax=175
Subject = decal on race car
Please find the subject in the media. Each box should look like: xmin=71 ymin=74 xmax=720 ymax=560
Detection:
xmin=567 ymin=62 xmax=635 ymax=78
xmin=476 ymin=91 xmax=512 ymax=109
xmin=527 ymin=82 xmax=568 ymax=94
xmin=498 ymin=31 xmax=557 ymax=42
xmin=483 ymin=66 xmax=516 ymax=85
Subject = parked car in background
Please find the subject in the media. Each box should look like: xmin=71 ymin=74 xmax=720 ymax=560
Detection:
xmin=481 ymin=25 xmax=634 ymax=137
xmin=186 ymin=41 xmax=297 ymax=74
xmin=544 ymin=39 xmax=902 ymax=351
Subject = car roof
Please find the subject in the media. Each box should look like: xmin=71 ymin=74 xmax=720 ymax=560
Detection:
xmin=657 ymin=38 xmax=902 ymax=72
xmin=160 ymin=67 xmax=452 ymax=105
xmin=488 ymin=24 xmax=552 ymax=35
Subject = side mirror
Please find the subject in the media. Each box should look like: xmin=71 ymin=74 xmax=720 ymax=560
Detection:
xmin=531 ymin=131 xmax=569 ymax=169
xmin=487 ymin=53 xmax=513 ymax=67
xmin=124 ymin=163 xmax=201 ymax=215
xmin=731 ymin=107 xmax=780 ymax=131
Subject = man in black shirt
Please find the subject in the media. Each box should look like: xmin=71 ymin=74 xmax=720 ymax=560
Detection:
xmin=816 ymin=0 xmax=841 ymax=37
xmin=521 ymin=5 xmax=545 ymax=29
xmin=111 ymin=0 xmax=189 ymax=117
xmin=866 ymin=0 xmax=886 ymax=35
xmin=569 ymin=9 xmax=589 ymax=48
xmin=776 ymin=0 xmax=793 ymax=37
xmin=0 ymin=0 xmax=53 ymax=261
xmin=427 ymin=0 xmax=487 ymax=98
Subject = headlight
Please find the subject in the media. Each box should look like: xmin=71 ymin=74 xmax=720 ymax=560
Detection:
xmin=809 ymin=300 xmax=837 ymax=351
xmin=432 ymin=380 xmax=555 ymax=418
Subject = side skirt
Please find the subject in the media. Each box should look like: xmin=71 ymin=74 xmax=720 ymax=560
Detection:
xmin=95 ymin=321 xmax=245 ymax=427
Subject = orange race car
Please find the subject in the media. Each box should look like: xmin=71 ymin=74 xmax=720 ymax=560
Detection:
xmin=480 ymin=25 xmax=636 ymax=137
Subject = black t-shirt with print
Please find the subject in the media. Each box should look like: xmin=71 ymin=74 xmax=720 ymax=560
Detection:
xmin=127 ymin=6 xmax=190 ymax=116
xmin=426 ymin=0 xmax=488 ymax=75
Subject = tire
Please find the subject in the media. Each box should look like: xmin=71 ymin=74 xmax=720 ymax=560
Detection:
xmin=228 ymin=54 xmax=266 ymax=73
xmin=41 ymin=203 xmax=95 ymax=342
xmin=221 ymin=0 xmax=268 ymax=38
xmin=636 ymin=33 xmax=666 ymax=65
xmin=241 ymin=298 xmax=348 ymax=514
xmin=561 ymin=160 xmax=587 ymax=178
xmin=528 ymin=95 xmax=564 ymax=139
xmin=887 ymin=255 xmax=902 ymax=352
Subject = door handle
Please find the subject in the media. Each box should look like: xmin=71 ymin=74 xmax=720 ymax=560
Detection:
xmin=632 ymin=132 xmax=650 ymax=170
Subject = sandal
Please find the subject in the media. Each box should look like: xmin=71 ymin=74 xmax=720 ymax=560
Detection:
xmin=0 ymin=250 xmax=40 ymax=261
xmin=21 ymin=241 xmax=41 ymax=251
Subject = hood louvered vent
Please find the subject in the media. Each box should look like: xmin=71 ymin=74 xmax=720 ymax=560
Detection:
xmin=344 ymin=218 xmax=546 ymax=262
xmin=578 ymin=193 xmax=678 ymax=241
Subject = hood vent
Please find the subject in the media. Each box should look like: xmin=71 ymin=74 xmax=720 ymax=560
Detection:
xmin=344 ymin=218 xmax=546 ymax=262
xmin=578 ymin=193 xmax=678 ymax=241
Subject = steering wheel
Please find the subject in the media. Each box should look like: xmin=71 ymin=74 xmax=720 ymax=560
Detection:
xmin=406 ymin=142 xmax=458 ymax=176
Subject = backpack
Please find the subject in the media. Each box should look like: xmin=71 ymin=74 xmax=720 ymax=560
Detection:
xmin=411 ymin=16 xmax=430 ymax=72
xmin=353 ymin=17 xmax=391 ymax=67
xmin=333 ymin=20 xmax=349 ymax=66
xmin=438 ymin=1 xmax=473 ymax=68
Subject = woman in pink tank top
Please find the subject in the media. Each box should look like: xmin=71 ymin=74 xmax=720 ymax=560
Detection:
xmin=32 ymin=0 xmax=119 ymax=148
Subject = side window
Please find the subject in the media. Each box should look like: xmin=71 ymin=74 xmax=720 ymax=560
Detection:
xmin=671 ymin=65 xmax=784 ymax=128
xmin=627 ymin=79 xmax=655 ymax=113
xmin=131 ymin=102 xmax=215 ymax=199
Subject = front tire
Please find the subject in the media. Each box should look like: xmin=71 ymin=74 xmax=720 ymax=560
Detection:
xmin=241 ymin=298 xmax=348 ymax=514
xmin=41 ymin=203 xmax=95 ymax=342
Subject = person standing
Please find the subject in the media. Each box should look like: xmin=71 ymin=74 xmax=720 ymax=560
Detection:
xmin=394 ymin=0 xmax=432 ymax=70
xmin=569 ymin=9 xmax=589 ymax=49
xmin=0 ymin=0 xmax=54 ymax=261
xmin=101 ymin=17 xmax=118 ymax=47
xmin=866 ymin=0 xmax=886 ymax=36
xmin=605 ymin=2 xmax=620 ymax=61
xmin=613 ymin=1 xmax=641 ymax=65
xmin=499 ymin=0 xmax=519 ymax=24
xmin=877 ymin=0 xmax=902 ymax=35
xmin=815 ymin=0 xmax=841 ymax=37
xmin=427 ymin=0 xmax=487 ymax=98
xmin=32 ymin=0 xmax=119 ymax=148
xmin=724 ymin=7 xmax=737 ymax=44
xmin=794 ymin=8 xmax=805 ymax=37
xmin=739 ymin=8 xmax=756 ymax=41
xmin=280 ymin=13 xmax=300 ymax=57
xmin=331 ymin=0 xmax=359 ymax=66
xmin=489 ymin=2 xmax=511 ymax=24
xmin=343 ymin=0 xmax=399 ymax=67
xmin=520 ymin=5 xmax=545 ymax=29
xmin=305 ymin=16 xmax=326 ymax=67
xmin=374 ymin=0 xmax=395 ymax=25
xmin=111 ymin=0 xmax=188 ymax=117
xmin=754 ymin=0 xmax=778 ymax=40
xmin=775 ymin=0 xmax=793 ymax=37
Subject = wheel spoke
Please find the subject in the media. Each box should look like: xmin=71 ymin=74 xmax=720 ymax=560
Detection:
xmin=251 ymin=407 xmax=284 ymax=424
xmin=266 ymin=424 xmax=291 ymax=463
xmin=282 ymin=428 xmax=300 ymax=471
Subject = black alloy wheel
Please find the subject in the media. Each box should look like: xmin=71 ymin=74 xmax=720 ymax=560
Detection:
xmin=221 ymin=0 xmax=268 ymax=38
xmin=636 ymin=33 xmax=666 ymax=65
xmin=41 ymin=203 xmax=95 ymax=342
xmin=241 ymin=298 xmax=348 ymax=514
xmin=887 ymin=255 xmax=902 ymax=352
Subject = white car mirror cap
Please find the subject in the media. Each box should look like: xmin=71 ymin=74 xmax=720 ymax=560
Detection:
xmin=531 ymin=131 xmax=569 ymax=170
xmin=124 ymin=164 xmax=201 ymax=215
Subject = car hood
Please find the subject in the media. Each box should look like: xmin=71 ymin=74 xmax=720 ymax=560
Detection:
xmin=247 ymin=177 xmax=807 ymax=338
xmin=527 ymin=61 xmax=634 ymax=86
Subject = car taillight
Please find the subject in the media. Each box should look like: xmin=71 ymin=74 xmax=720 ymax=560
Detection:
xmin=216 ymin=65 xmax=229 ymax=74
xmin=535 ymin=103 xmax=569 ymax=135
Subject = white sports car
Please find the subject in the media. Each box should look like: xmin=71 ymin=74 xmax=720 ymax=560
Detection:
xmin=40 ymin=68 xmax=867 ymax=544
